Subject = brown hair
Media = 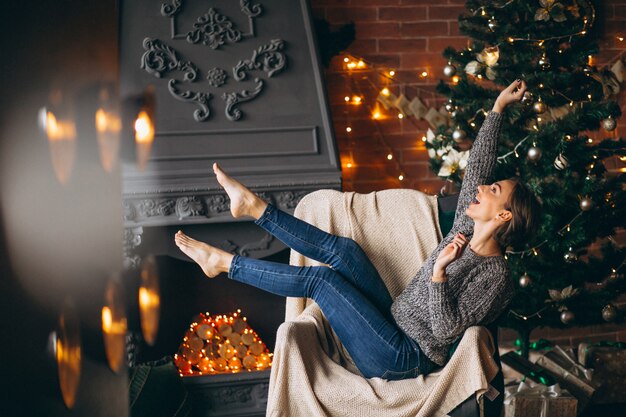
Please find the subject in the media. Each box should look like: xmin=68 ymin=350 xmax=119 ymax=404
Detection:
xmin=492 ymin=178 xmax=542 ymax=250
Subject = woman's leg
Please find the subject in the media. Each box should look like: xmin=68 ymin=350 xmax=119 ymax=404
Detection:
xmin=254 ymin=204 xmax=394 ymax=314
xmin=212 ymin=163 xmax=393 ymax=314
xmin=174 ymin=233 xmax=430 ymax=379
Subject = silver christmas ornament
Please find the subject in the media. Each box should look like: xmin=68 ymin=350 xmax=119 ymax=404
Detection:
xmin=579 ymin=196 xmax=594 ymax=211
xmin=602 ymin=116 xmax=617 ymax=131
xmin=554 ymin=154 xmax=569 ymax=170
xmin=560 ymin=309 xmax=575 ymax=325
xmin=564 ymin=247 xmax=578 ymax=263
xmin=443 ymin=63 xmax=457 ymax=77
xmin=602 ymin=304 xmax=618 ymax=322
xmin=445 ymin=100 xmax=455 ymax=112
xmin=488 ymin=18 xmax=498 ymax=31
xmin=452 ymin=127 xmax=467 ymax=142
xmin=521 ymin=91 xmax=535 ymax=106
xmin=519 ymin=273 xmax=532 ymax=288
xmin=533 ymin=99 xmax=547 ymax=114
xmin=527 ymin=146 xmax=542 ymax=162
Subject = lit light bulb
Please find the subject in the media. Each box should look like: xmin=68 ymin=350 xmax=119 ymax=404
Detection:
xmin=452 ymin=75 xmax=460 ymax=84
xmin=346 ymin=126 xmax=352 ymax=133
xmin=343 ymin=57 xmax=350 ymax=63
xmin=381 ymin=88 xmax=390 ymax=96
xmin=618 ymin=36 xmax=624 ymax=42
xmin=398 ymin=113 xmax=404 ymax=119
xmin=353 ymin=96 xmax=362 ymax=104
xmin=357 ymin=60 xmax=365 ymax=68
xmin=373 ymin=111 xmax=381 ymax=120
xmin=508 ymin=37 xmax=514 ymax=43
xmin=387 ymin=153 xmax=393 ymax=160
xmin=389 ymin=70 xmax=395 ymax=76
xmin=344 ymin=96 xmax=350 ymax=102
xmin=421 ymin=135 xmax=427 ymax=142
xmin=420 ymin=71 xmax=428 ymax=77
xmin=346 ymin=163 xmax=352 ymax=168
xmin=398 ymin=174 xmax=404 ymax=181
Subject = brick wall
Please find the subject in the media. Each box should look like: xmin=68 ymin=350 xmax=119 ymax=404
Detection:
xmin=309 ymin=0 xmax=626 ymax=347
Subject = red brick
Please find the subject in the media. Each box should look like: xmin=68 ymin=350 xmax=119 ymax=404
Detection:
xmin=326 ymin=7 xmax=378 ymax=23
xmin=402 ymin=162 xmax=430 ymax=177
xmin=348 ymin=39 xmax=378 ymax=55
xmin=362 ymin=53 xmax=401 ymax=68
xmin=449 ymin=21 xmax=460 ymax=36
xmin=428 ymin=36 xmax=469 ymax=52
xmin=379 ymin=6 xmax=427 ymax=22
xmin=400 ymin=147 xmax=431 ymax=163
xmin=413 ymin=179 xmax=445 ymax=194
xmin=309 ymin=0 xmax=349 ymax=5
xmin=428 ymin=5 xmax=467 ymax=20
xmin=378 ymin=38 xmax=427 ymax=53
xmin=400 ymin=22 xmax=450 ymax=37
xmin=400 ymin=0 xmax=436 ymax=4
xmin=614 ymin=5 xmax=626 ymax=17
xmin=400 ymin=52 xmax=447 ymax=68
xmin=356 ymin=22 xmax=401 ymax=39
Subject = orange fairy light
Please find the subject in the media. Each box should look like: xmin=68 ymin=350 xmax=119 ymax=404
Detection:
xmin=44 ymin=110 xmax=76 ymax=185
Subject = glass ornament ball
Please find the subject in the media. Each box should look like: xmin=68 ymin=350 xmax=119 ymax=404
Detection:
xmin=602 ymin=117 xmax=617 ymax=131
xmin=452 ymin=127 xmax=466 ymax=142
xmin=519 ymin=273 xmax=532 ymax=288
xmin=602 ymin=304 xmax=618 ymax=322
xmin=579 ymin=196 xmax=594 ymax=211
xmin=443 ymin=63 xmax=457 ymax=77
xmin=560 ymin=310 xmax=575 ymax=325
xmin=521 ymin=91 xmax=534 ymax=106
xmin=533 ymin=100 xmax=547 ymax=114
xmin=527 ymin=146 xmax=542 ymax=162
xmin=554 ymin=154 xmax=569 ymax=170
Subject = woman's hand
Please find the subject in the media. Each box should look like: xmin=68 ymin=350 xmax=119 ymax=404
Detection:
xmin=492 ymin=79 xmax=527 ymax=113
xmin=433 ymin=233 xmax=468 ymax=281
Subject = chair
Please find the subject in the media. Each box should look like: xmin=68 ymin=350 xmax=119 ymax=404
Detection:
xmin=267 ymin=189 xmax=504 ymax=417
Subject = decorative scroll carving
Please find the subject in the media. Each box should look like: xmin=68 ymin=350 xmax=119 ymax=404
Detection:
xmin=233 ymin=39 xmax=286 ymax=81
xmin=221 ymin=233 xmax=274 ymax=257
xmin=206 ymin=67 xmax=227 ymax=87
xmin=208 ymin=386 xmax=253 ymax=405
xmin=222 ymin=78 xmax=264 ymax=121
xmin=123 ymin=227 xmax=144 ymax=270
xmin=175 ymin=196 xmax=205 ymax=219
xmin=168 ymin=80 xmax=212 ymax=122
xmin=276 ymin=191 xmax=309 ymax=209
xmin=141 ymin=38 xmax=199 ymax=82
xmin=138 ymin=198 xmax=176 ymax=218
xmin=240 ymin=0 xmax=263 ymax=19
xmin=123 ymin=200 xmax=137 ymax=222
xmin=163 ymin=0 xmax=263 ymax=41
xmin=187 ymin=8 xmax=242 ymax=49
xmin=205 ymin=194 xmax=230 ymax=214
xmin=160 ymin=0 xmax=183 ymax=17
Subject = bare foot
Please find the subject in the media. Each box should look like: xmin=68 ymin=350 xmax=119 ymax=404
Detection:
xmin=213 ymin=162 xmax=267 ymax=219
xmin=174 ymin=231 xmax=233 ymax=278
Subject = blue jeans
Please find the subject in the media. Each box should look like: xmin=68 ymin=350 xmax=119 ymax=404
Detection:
xmin=228 ymin=203 xmax=436 ymax=380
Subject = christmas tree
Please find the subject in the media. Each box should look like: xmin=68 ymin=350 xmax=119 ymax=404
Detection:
xmin=429 ymin=0 xmax=626 ymax=357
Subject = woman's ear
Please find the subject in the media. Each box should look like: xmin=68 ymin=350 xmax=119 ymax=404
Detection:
xmin=496 ymin=210 xmax=512 ymax=223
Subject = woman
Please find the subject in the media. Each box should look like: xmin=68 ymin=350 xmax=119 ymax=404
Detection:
xmin=174 ymin=79 xmax=542 ymax=380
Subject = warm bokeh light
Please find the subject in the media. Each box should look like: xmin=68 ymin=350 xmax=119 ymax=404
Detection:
xmin=381 ymin=88 xmax=390 ymax=96
xmin=43 ymin=111 xmax=76 ymax=185
xmin=420 ymin=71 xmax=428 ymax=77
xmin=134 ymin=110 xmax=155 ymax=170
xmin=346 ymin=126 xmax=352 ymax=133
xmin=95 ymin=108 xmax=122 ymax=173
xmin=398 ymin=113 xmax=404 ymax=119
xmin=452 ymin=75 xmax=460 ymax=84
xmin=389 ymin=70 xmax=395 ymax=77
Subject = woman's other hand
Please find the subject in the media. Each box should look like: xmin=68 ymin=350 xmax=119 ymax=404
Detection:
xmin=493 ymin=79 xmax=526 ymax=113
xmin=433 ymin=233 xmax=468 ymax=281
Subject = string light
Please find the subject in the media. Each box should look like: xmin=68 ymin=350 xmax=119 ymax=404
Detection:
xmin=381 ymin=88 xmax=390 ymax=96
xmin=420 ymin=71 xmax=428 ymax=78
xmin=398 ymin=113 xmax=404 ymax=119
xmin=389 ymin=70 xmax=395 ymax=77
xmin=344 ymin=96 xmax=350 ymax=102
xmin=346 ymin=126 xmax=352 ymax=133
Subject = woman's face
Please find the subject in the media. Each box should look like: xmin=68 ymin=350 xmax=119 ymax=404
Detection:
xmin=466 ymin=179 xmax=516 ymax=222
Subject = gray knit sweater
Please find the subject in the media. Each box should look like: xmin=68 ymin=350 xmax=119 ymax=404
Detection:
xmin=390 ymin=111 xmax=515 ymax=367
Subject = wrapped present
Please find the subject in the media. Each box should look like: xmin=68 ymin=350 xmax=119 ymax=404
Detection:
xmin=501 ymin=351 xmax=558 ymax=386
xmin=504 ymin=381 xmax=577 ymax=417
xmin=536 ymin=346 xmax=596 ymax=414
xmin=577 ymin=342 xmax=626 ymax=404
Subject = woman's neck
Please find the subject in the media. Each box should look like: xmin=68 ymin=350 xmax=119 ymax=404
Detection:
xmin=468 ymin=223 xmax=503 ymax=257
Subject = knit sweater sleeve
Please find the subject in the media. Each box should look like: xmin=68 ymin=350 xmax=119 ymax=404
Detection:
xmin=428 ymin=261 xmax=513 ymax=345
xmin=452 ymin=111 xmax=504 ymax=234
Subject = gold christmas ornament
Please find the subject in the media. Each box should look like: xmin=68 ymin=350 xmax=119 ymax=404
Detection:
xmin=519 ymin=272 xmax=532 ymax=288
xmin=560 ymin=309 xmax=575 ymax=324
xmin=452 ymin=127 xmax=467 ymax=142
xmin=579 ymin=196 xmax=594 ymax=211
xmin=521 ymin=91 xmax=535 ymax=106
xmin=174 ymin=310 xmax=272 ymax=376
xmin=533 ymin=98 xmax=547 ymax=114
xmin=602 ymin=116 xmax=617 ymax=131
xmin=602 ymin=304 xmax=618 ymax=322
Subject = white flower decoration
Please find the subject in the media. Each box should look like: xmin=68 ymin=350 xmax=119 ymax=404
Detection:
xmin=437 ymin=148 xmax=469 ymax=177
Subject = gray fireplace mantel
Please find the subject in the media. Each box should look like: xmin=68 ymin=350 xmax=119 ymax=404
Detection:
xmin=119 ymin=0 xmax=341 ymax=264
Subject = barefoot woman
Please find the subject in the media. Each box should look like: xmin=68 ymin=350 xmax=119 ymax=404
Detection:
xmin=175 ymin=80 xmax=541 ymax=380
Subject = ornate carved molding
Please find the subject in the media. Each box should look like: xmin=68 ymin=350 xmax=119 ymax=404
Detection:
xmin=206 ymin=67 xmax=227 ymax=87
xmin=221 ymin=232 xmax=274 ymax=257
xmin=141 ymin=38 xmax=199 ymax=81
xmin=162 ymin=0 xmax=264 ymax=42
xmin=222 ymin=78 xmax=264 ymax=122
xmin=160 ymin=0 xmax=183 ymax=18
xmin=123 ymin=189 xmax=309 ymax=225
xmin=187 ymin=8 xmax=242 ymax=49
xmin=168 ymin=79 xmax=212 ymax=122
xmin=233 ymin=39 xmax=286 ymax=81
xmin=123 ymin=227 xmax=144 ymax=270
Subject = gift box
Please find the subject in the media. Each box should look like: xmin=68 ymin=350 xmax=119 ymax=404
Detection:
xmin=536 ymin=346 xmax=596 ymax=413
xmin=504 ymin=381 xmax=577 ymax=417
xmin=578 ymin=342 xmax=626 ymax=404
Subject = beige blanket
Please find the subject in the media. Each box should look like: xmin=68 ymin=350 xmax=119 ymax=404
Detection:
xmin=267 ymin=189 xmax=500 ymax=417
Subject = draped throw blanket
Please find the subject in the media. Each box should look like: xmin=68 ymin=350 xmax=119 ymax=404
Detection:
xmin=266 ymin=189 xmax=500 ymax=417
